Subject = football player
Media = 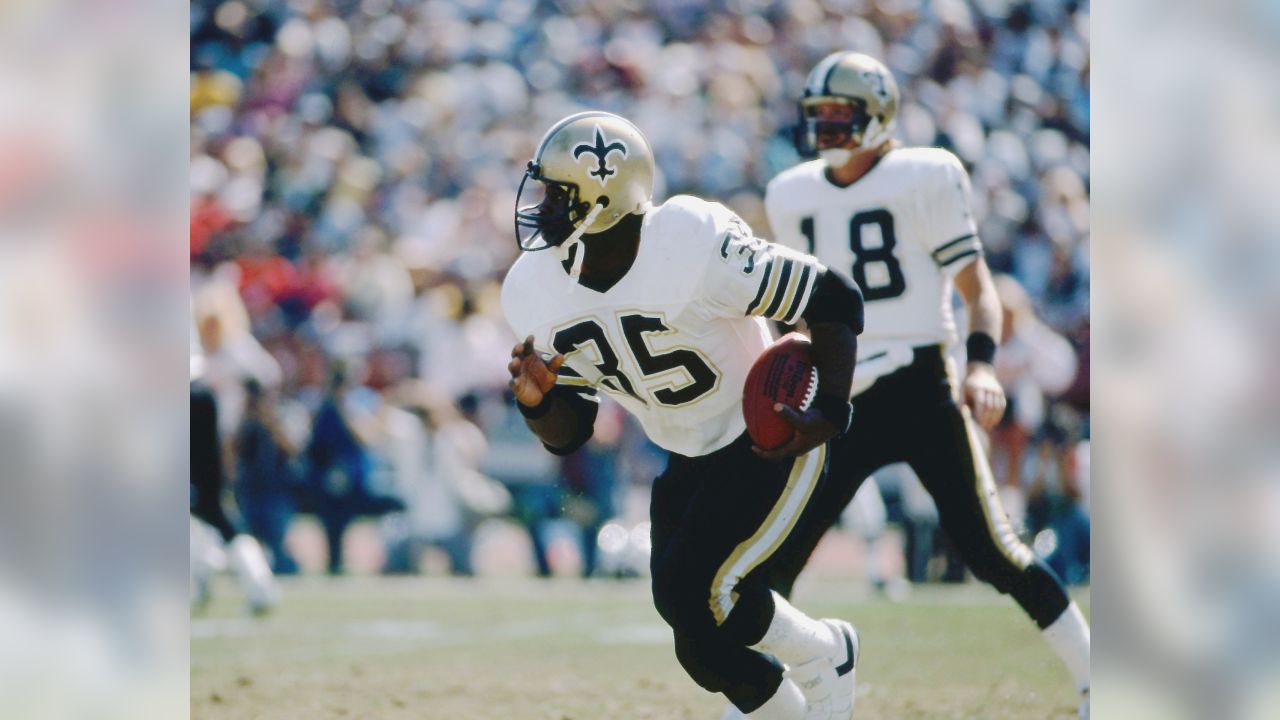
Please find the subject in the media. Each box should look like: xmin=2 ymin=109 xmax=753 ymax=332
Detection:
xmin=503 ymin=111 xmax=865 ymax=720
xmin=190 ymin=305 xmax=280 ymax=614
xmin=760 ymin=52 xmax=1090 ymax=718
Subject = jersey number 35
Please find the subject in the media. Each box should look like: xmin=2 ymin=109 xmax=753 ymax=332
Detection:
xmin=553 ymin=314 xmax=720 ymax=408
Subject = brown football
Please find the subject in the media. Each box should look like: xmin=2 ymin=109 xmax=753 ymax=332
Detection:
xmin=742 ymin=333 xmax=819 ymax=450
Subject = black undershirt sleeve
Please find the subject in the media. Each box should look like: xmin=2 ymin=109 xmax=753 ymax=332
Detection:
xmin=799 ymin=268 xmax=864 ymax=333
xmin=538 ymin=385 xmax=599 ymax=456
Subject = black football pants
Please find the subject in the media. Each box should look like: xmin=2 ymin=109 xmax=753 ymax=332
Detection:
xmin=650 ymin=434 xmax=829 ymax=713
xmin=768 ymin=346 xmax=1072 ymax=629
xmin=191 ymin=382 xmax=239 ymax=542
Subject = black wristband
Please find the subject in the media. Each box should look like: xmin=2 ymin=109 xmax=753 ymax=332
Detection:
xmin=517 ymin=391 xmax=556 ymax=419
xmin=966 ymin=331 xmax=997 ymax=365
xmin=811 ymin=394 xmax=854 ymax=436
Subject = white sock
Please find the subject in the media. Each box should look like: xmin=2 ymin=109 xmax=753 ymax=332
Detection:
xmin=190 ymin=517 xmax=228 ymax=577
xmin=742 ymin=678 xmax=805 ymax=720
xmin=749 ymin=592 xmax=838 ymax=666
xmin=1042 ymin=601 xmax=1090 ymax=691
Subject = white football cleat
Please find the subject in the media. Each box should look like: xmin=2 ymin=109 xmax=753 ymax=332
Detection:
xmin=785 ymin=619 xmax=859 ymax=720
xmin=228 ymin=534 xmax=281 ymax=615
xmin=786 ymin=656 xmax=834 ymax=720
xmin=823 ymin=620 xmax=859 ymax=719
xmin=190 ymin=517 xmax=227 ymax=610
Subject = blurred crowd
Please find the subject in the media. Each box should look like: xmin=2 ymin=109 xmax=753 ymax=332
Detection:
xmin=190 ymin=0 xmax=1089 ymax=583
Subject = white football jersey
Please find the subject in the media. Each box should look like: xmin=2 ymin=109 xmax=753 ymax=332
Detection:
xmin=766 ymin=147 xmax=981 ymax=391
xmin=502 ymin=195 xmax=825 ymax=457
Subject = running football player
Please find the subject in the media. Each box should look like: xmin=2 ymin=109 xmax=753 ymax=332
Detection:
xmin=190 ymin=305 xmax=280 ymax=614
xmin=503 ymin=111 xmax=865 ymax=720
xmin=761 ymin=52 xmax=1090 ymax=718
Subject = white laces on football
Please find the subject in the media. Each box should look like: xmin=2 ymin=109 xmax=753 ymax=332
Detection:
xmin=554 ymin=201 xmax=605 ymax=288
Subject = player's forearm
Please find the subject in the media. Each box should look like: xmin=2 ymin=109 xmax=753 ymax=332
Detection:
xmin=800 ymin=269 xmax=864 ymax=403
xmin=808 ymin=321 xmax=857 ymax=402
xmin=519 ymin=389 xmax=597 ymax=454
xmin=521 ymin=397 xmax=583 ymax=447
xmin=967 ymin=288 xmax=1002 ymax=346
xmin=956 ymin=258 xmax=1002 ymax=344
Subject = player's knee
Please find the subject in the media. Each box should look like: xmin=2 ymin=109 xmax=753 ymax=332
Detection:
xmin=965 ymin=553 xmax=1073 ymax=630
xmin=650 ymin=561 xmax=703 ymax=634
xmin=1015 ymin=560 xmax=1072 ymax=617
xmin=674 ymin=635 xmax=782 ymax=713
xmin=673 ymin=636 xmax=727 ymax=693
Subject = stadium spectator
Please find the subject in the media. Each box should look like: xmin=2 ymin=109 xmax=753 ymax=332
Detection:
xmin=989 ymin=273 xmax=1079 ymax=531
xmin=380 ymin=384 xmax=508 ymax=576
xmin=191 ymin=302 xmax=281 ymax=613
xmin=1026 ymin=430 xmax=1090 ymax=585
xmin=233 ymin=378 xmax=300 ymax=575
xmin=301 ymin=362 xmax=403 ymax=574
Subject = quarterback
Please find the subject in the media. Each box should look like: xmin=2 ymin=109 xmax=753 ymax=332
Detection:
xmin=760 ymin=52 xmax=1091 ymax=717
xmin=502 ymin=111 xmax=864 ymax=720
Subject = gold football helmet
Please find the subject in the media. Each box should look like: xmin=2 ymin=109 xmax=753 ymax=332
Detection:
xmin=515 ymin=111 xmax=655 ymax=253
xmin=798 ymin=52 xmax=899 ymax=157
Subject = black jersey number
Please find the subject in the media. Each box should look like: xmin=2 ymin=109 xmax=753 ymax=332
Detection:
xmin=552 ymin=319 xmax=644 ymax=402
xmin=800 ymin=209 xmax=906 ymax=301
xmin=850 ymin=210 xmax=907 ymax=301
xmin=552 ymin=315 xmax=719 ymax=407
xmin=620 ymin=314 xmax=719 ymax=406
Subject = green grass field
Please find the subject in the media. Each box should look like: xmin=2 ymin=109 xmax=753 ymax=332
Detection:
xmin=192 ymin=575 xmax=1087 ymax=719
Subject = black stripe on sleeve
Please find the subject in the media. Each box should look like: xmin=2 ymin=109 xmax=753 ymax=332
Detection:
xmin=763 ymin=259 xmax=795 ymax=319
xmin=781 ymin=263 xmax=812 ymax=324
xmin=931 ymin=233 xmax=977 ymax=259
xmin=940 ymin=248 xmax=982 ymax=267
xmin=745 ymin=259 xmax=776 ymax=315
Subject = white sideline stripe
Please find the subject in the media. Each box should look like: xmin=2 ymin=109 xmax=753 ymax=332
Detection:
xmin=192 ymin=615 xmax=662 ymax=645
xmin=596 ymin=624 xmax=671 ymax=645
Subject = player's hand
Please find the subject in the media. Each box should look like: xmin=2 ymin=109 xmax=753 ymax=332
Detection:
xmin=752 ymin=404 xmax=837 ymax=461
xmin=508 ymin=335 xmax=565 ymax=408
xmin=963 ymin=361 xmax=1006 ymax=429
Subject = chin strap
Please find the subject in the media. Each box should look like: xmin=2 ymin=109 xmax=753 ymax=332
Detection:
xmin=554 ymin=202 xmax=605 ymax=286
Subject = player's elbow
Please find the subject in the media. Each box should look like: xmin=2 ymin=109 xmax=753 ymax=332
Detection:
xmin=800 ymin=269 xmax=864 ymax=334
xmin=542 ymin=425 xmax=594 ymax=456
xmin=533 ymin=387 xmax=599 ymax=456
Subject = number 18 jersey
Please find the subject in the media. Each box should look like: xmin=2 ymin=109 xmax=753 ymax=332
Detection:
xmin=501 ymin=195 xmax=824 ymax=457
xmin=766 ymin=147 xmax=981 ymax=388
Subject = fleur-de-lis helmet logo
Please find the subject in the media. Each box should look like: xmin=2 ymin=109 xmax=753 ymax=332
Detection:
xmin=863 ymin=69 xmax=891 ymax=104
xmin=573 ymin=126 xmax=629 ymax=185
